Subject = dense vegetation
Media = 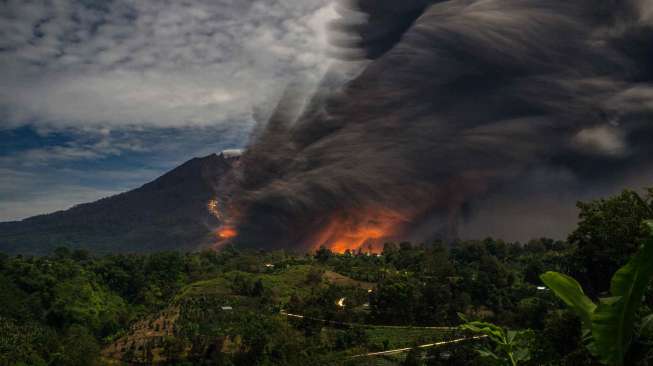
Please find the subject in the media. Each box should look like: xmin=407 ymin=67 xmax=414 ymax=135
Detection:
xmin=1 ymin=189 xmax=652 ymax=365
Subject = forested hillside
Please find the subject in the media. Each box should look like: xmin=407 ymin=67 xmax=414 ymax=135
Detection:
xmin=1 ymin=189 xmax=652 ymax=365
xmin=0 ymin=154 xmax=233 ymax=255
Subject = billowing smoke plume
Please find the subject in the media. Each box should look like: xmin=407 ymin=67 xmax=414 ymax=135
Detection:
xmin=222 ymin=0 xmax=653 ymax=251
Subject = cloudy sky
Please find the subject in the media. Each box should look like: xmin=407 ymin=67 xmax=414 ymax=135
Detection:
xmin=0 ymin=0 xmax=335 ymax=221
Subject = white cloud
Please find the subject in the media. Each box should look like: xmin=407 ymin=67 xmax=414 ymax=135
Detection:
xmin=573 ymin=125 xmax=627 ymax=156
xmin=0 ymin=0 xmax=337 ymax=128
xmin=0 ymin=128 xmax=149 ymax=167
xmin=0 ymin=0 xmax=340 ymax=221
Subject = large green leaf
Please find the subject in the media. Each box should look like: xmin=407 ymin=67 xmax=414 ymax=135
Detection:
xmin=590 ymin=221 xmax=653 ymax=365
xmin=540 ymin=271 xmax=596 ymax=329
xmin=459 ymin=320 xmax=532 ymax=366
xmin=638 ymin=314 xmax=653 ymax=341
xmin=460 ymin=320 xmax=507 ymax=344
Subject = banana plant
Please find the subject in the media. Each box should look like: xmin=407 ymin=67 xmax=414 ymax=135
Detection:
xmin=540 ymin=220 xmax=653 ymax=365
xmin=458 ymin=314 xmax=534 ymax=366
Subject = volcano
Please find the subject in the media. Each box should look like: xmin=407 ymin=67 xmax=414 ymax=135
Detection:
xmin=0 ymin=153 xmax=237 ymax=255
xmin=216 ymin=0 xmax=653 ymax=252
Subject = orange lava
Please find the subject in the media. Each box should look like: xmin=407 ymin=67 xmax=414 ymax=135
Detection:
xmin=310 ymin=209 xmax=406 ymax=253
xmin=218 ymin=227 xmax=238 ymax=239
xmin=329 ymin=227 xmax=386 ymax=253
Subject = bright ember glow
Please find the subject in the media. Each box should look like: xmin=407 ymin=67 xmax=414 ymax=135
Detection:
xmin=210 ymin=198 xmax=241 ymax=245
xmin=218 ymin=227 xmax=238 ymax=239
xmin=207 ymin=199 xmax=222 ymax=219
xmin=310 ymin=209 xmax=406 ymax=253
xmin=329 ymin=227 xmax=385 ymax=253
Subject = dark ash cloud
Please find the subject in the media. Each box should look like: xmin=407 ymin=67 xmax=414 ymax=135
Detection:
xmin=225 ymin=0 xmax=653 ymax=250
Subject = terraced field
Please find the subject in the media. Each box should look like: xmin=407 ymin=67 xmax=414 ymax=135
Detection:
xmin=102 ymin=263 xmax=470 ymax=365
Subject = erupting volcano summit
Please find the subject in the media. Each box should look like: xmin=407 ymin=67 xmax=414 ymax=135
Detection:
xmin=215 ymin=0 xmax=653 ymax=252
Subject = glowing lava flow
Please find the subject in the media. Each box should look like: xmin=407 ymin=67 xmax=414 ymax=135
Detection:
xmin=310 ymin=209 xmax=407 ymax=253
xmin=218 ymin=227 xmax=238 ymax=239
xmin=329 ymin=227 xmax=386 ymax=253
xmin=207 ymin=198 xmax=240 ymax=247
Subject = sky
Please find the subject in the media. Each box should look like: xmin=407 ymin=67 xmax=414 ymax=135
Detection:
xmin=0 ymin=0 xmax=336 ymax=221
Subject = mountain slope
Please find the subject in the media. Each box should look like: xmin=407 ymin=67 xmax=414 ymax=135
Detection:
xmin=0 ymin=153 xmax=234 ymax=255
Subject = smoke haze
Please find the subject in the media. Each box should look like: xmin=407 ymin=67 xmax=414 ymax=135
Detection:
xmin=224 ymin=0 xmax=653 ymax=250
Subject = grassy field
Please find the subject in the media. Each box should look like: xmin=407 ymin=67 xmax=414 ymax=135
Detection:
xmin=365 ymin=327 xmax=457 ymax=349
xmin=174 ymin=264 xmax=316 ymax=303
xmin=323 ymin=270 xmax=376 ymax=290
xmin=173 ymin=276 xmax=232 ymax=301
xmin=104 ymin=263 xmax=463 ymax=365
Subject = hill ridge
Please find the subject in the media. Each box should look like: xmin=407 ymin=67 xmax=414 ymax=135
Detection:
xmin=0 ymin=153 xmax=235 ymax=255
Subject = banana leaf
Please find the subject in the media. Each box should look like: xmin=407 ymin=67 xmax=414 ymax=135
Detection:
xmin=540 ymin=271 xmax=596 ymax=331
xmin=589 ymin=221 xmax=653 ymax=365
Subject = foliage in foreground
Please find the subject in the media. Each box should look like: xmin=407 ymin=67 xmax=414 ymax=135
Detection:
xmin=541 ymin=221 xmax=653 ymax=365
xmin=459 ymin=314 xmax=534 ymax=366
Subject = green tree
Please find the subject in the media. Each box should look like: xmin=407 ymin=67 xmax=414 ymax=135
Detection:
xmin=51 ymin=325 xmax=100 ymax=366
xmin=541 ymin=221 xmax=653 ymax=365
xmin=315 ymin=246 xmax=333 ymax=263
xmin=252 ymin=279 xmax=265 ymax=297
xmin=371 ymin=276 xmax=420 ymax=324
xmin=569 ymin=189 xmax=653 ymax=296
xmin=48 ymin=274 xmax=129 ymax=335
xmin=305 ymin=267 xmax=324 ymax=285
